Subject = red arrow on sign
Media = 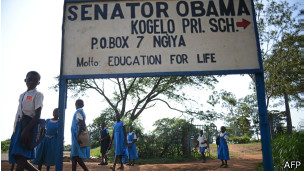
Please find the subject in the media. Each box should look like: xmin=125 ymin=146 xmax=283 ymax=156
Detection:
xmin=236 ymin=19 xmax=250 ymax=29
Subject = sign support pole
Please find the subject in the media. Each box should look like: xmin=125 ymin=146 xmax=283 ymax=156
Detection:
xmin=56 ymin=77 xmax=67 ymax=171
xmin=255 ymin=73 xmax=274 ymax=171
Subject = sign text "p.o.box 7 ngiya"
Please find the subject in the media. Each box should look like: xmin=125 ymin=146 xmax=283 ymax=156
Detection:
xmin=62 ymin=0 xmax=262 ymax=77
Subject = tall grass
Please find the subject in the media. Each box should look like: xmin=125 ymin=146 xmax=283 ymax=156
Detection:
xmin=272 ymin=132 xmax=304 ymax=171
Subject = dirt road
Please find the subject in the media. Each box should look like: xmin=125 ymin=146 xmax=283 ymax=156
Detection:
xmin=1 ymin=144 xmax=262 ymax=171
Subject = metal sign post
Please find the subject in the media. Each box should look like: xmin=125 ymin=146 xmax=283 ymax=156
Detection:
xmin=56 ymin=0 xmax=274 ymax=170
xmin=255 ymin=73 xmax=274 ymax=171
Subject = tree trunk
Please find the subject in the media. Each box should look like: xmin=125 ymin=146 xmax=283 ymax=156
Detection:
xmin=268 ymin=115 xmax=274 ymax=139
xmin=284 ymin=92 xmax=292 ymax=135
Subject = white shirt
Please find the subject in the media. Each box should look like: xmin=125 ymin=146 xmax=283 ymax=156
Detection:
xmin=128 ymin=132 xmax=137 ymax=143
xmin=220 ymin=133 xmax=228 ymax=141
xmin=13 ymin=88 xmax=44 ymax=131
xmin=197 ymin=135 xmax=207 ymax=147
xmin=76 ymin=109 xmax=84 ymax=121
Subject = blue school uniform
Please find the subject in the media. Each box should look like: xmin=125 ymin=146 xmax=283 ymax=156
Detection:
xmin=70 ymin=109 xmax=90 ymax=159
xmin=113 ymin=121 xmax=128 ymax=157
xmin=9 ymin=89 xmax=44 ymax=164
xmin=9 ymin=120 xmax=35 ymax=164
xmin=33 ymin=119 xmax=58 ymax=166
xmin=217 ymin=133 xmax=230 ymax=160
xmin=127 ymin=132 xmax=138 ymax=160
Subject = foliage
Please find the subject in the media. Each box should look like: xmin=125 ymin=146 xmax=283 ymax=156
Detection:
xmin=229 ymin=135 xmax=251 ymax=144
xmin=64 ymin=144 xmax=72 ymax=151
xmin=52 ymin=76 xmax=219 ymax=122
xmin=271 ymin=132 xmax=304 ymax=171
xmin=87 ymin=107 xmax=144 ymax=149
xmin=152 ymin=118 xmax=191 ymax=157
xmin=211 ymin=90 xmax=257 ymax=139
xmin=1 ymin=139 xmax=10 ymax=153
xmin=254 ymin=0 xmax=301 ymax=136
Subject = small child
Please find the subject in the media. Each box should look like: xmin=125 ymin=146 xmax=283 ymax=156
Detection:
xmin=217 ymin=126 xmax=230 ymax=168
xmin=98 ymin=122 xmax=110 ymax=165
xmin=9 ymin=71 xmax=44 ymax=171
xmin=109 ymin=113 xmax=128 ymax=171
xmin=127 ymin=126 xmax=138 ymax=166
xmin=33 ymin=108 xmax=59 ymax=171
xmin=196 ymin=130 xmax=208 ymax=163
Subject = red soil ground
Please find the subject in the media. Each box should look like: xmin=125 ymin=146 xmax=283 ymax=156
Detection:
xmin=1 ymin=144 xmax=262 ymax=171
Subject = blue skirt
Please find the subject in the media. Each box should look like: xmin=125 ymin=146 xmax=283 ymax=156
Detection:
xmin=128 ymin=143 xmax=138 ymax=160
xmin=217 ymin=144 xmax=230 ymax=160
xmin=9 ymin=122 xmax=35 ymax=164
xmin=70 ymin=132 xmax=90 ymax=159
xmin=33 ymin=136 xmax=57 ymax=166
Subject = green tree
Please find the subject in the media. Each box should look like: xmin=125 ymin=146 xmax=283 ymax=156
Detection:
xmin=54 ymin=76 xmax=219 ymax=122
xmin=153 ymin=118 xmax=191 ymax=157
xmin=264 ymin=33 xmax=301 ymax=135
xmin=253 ymin=0 xmax=301 ymax=136
xmin=1 ymin=139 xmax=10 ymax=153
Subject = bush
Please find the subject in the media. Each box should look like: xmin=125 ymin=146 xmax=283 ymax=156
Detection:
xmin=229 ymin=135 xmax=250 ymax=144
xmin=1 ymin=139 xmax=10 ymax=153
xmin=272 ymin=132 xmax=304 ymax=171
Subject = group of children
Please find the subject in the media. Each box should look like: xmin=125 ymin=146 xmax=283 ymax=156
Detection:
xmin=8 ymin=71 xmax=139 ymax=171
xmin=8 ymin=71 xmax=230 ymax=170
xmin=197 ymin=126 xmax=230 ymax=168
xmin=98 ymin=113 xmax=139 ymax=171
xmin=8 ymin=71 xmax=61 ymax=171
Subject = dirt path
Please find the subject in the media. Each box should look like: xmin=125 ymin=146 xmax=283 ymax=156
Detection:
xmin=1 ymin=144 xmax=262 ymax=171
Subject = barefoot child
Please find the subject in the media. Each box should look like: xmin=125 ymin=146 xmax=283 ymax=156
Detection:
xmin=127 ymin=126 xmax=138 ymax=166
xmin=9 ymin=71 xmax=44 ymax=171
xmin=98 ymin=122 xmax=110 ymax=166
xmin=33 ymin=108 xmax=59 ymax=171
xmin=109 ymin=113 xmax=128 ymax=171
xmin=197 ymin=130 xmax=208 ymax=163
xmin=217 ymin=126 xmax=230 ymax=168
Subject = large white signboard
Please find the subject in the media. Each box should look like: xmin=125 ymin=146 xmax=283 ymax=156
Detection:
xmin=62 ymin=0 xmax=260 ymax=76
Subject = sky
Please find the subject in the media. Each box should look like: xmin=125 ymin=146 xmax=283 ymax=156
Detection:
xmin=1 ymin=0 xmax=303 ymax=146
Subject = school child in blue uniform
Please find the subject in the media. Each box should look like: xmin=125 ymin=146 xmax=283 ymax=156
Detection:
xmin=217 ymin=126 xmax=230 ymax=168
xmin=109 ymin=113 xmax=128 ymax=171
xmin=70 ymin=99 xmax=90 ymax=171
xmin=9 ymin=71 xmax=44 ymax=171
xmin=33 ymin=108 xmax=59 ymax=171
xmin=98 ymin=122 xmax=110 ymax=166
xmin=127 ymin=126 xmax=138 ymax=166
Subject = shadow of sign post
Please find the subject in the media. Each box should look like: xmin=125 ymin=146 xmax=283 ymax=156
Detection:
xmin=56 ymin=0 xmax=273 ymax=170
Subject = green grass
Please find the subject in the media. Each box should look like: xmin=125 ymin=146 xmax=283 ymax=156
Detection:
xmin=90 ymin=142 xmax=263 ymax=165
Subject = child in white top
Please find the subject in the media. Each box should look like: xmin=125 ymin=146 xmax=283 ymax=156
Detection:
xmin=9 ymin=71 xmax=44 ymax=171
xmin=197 ymin=130 xmax=208 ymax=163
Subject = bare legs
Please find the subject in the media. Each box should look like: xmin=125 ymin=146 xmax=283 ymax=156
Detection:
xmin=72 ymin=156 xmax=89 ymax=171
xmin=15 ymin=155 xmax=39 ymax=171
xmin=110 ymin=155 xmax=124 ymax=171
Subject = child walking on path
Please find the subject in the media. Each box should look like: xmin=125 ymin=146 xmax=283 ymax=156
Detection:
xmin=33 ymin=108 xmax=59 ymax=171
xmin=9 ymin=71 xmax=44 ymax=171
xmin=71 ymin=99 xmax=90 ymax=171
xmin=127 ymin=126 xmax=138 ymax=166
xmin=217 ymin=126 xmax=230 ymax=168
xmin=197 ymin=130 xmax=208 ymax=163
xmin=109 ymin=113 xmax=128 ymax=171
xmin=98 ymin=122 xmax=110 ymax=166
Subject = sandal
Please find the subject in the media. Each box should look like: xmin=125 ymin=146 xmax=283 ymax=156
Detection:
xmin=117 ymin=166 xmax=124 ymax=170
xmin=131 ymin=163 xmax=134 ymax=166
xmin=223 ymin=164 xmax=228 ymax=168
xmin=220 ymin=164 xmax=225 ymax=167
